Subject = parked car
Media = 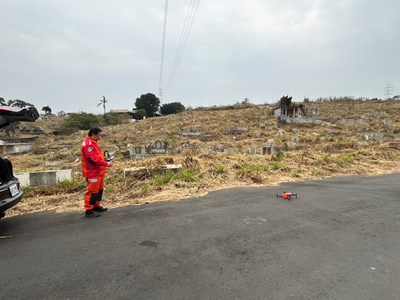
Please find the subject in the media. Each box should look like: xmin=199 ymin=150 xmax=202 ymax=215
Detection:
xmin=0 ymin=106 xmax=39 ymax=219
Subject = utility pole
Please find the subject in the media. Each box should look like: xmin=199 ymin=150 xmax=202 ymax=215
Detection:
xmin=384 ymin=83 xmax=394 ymax=99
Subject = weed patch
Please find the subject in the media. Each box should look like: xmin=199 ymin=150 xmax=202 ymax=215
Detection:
xmin=153 ymin=170 xmax=176 ymax=186
xmin=292 ymin=168 xmax=302 ymax=178
xmin=214 ymin=165 xmax=227 ymax=174
xmin=140 ymin=185 xmax=151 ymax=197
xmin=177 ymin=169 xmax=199 ymax=182
xmin=57 ymin=178 xmax=86 ymax=192
xmin=336 ymin=153 xmax=354 ymax=168
xmin=22 ymin=178 xmax=86 ymax=197
xmin=236 ymin=163 xmax=269 ymax=176
xmin=270 ymin=161 xmax=285 ymax=170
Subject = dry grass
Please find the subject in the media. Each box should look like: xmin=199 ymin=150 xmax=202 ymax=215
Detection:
xmin=4 ymin=99 xmax=400 ymax=218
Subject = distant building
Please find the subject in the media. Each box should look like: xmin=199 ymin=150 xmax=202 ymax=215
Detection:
xmin=109 ymin=109 xmax=136 ymax=118
xmin=110 ymin=109 xmax=136 ymax=114
xmin=273 ymin=104 xmax=304 ymax=119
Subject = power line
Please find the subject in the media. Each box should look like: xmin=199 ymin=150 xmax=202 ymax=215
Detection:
xmin=166 ymin=0 xmax=196 ymax=87
xmin=166 ymin=0 xmax=200 ymax=91
xmin=158 ymin=0 xmax=169 ymax=103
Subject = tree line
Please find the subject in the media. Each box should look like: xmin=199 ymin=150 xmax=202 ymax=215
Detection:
xmin=0 ymin=94 xmax=186 ymax=135
xmin=0 ymin=97 xmax=34 ymax=108
xmin=99 ymin=93 xmax=185 ymax=119
xmin=1 ymin=93 xmax=186 ymax=118
xmin=134 ymin=93 xmax=185 ymax=118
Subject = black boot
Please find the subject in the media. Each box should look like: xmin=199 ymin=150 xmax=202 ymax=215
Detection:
xmin=85 ymin=210 xmax=101 ymax=218
xmin=93 ymin=206 xmax=108 ymax=212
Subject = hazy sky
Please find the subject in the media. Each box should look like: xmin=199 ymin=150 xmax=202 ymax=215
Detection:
xmin=1 ymin=0 xmax=399 ymax=114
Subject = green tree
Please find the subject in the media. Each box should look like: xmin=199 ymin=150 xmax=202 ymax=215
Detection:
xmin=160 ymin=102 xmax=185 ymax=115
xmin=133 ymin=108 xmax=147 ymax=120
xmin=42 ymin=106 xmax=52 ymax=114
xmin=0 ymin=97 xmax=6 ymax=106
xmin=279 ymin=95 xmax=292 ymax=107
xmin=135 ymin=93 xmax=160 ymax=117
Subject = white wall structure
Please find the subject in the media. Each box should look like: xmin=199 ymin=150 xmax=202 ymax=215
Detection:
xmin=15 ymin=169 xmax=72 ymax=187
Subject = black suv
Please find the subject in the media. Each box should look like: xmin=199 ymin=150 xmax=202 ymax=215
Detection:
xmin=0 ymin=106 xmax=39 ymax=219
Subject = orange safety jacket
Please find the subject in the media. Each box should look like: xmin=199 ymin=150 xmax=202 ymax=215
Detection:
xmin=81 ymin=136 xmax=109 ymax=178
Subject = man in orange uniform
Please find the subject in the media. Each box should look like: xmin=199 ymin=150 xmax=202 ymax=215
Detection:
xmin=81 ymin=127 xmax=112 ymax=218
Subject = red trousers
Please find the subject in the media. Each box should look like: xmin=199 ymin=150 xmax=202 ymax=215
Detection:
xmin=84 ymin=175 xmax=105 ymax=211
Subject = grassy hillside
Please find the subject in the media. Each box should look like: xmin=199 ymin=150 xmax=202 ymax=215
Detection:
xmin=5 ymin=99 xmax=400 ymax=217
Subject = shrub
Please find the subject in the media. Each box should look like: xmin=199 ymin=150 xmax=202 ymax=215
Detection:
xmin=215 ymin=165 xmax=227 ymax=174
xmin=316 ymin=152 xmax=330 ymax=165
xmin=292 ymin=168 xmax=302 ymax=178
xmin=140 ymin=185 xmax=151 ymax=197
xmin=102 ymin=113 xmax=130 ymax=125
xmin=21 ymin=178 xmax=86 ymax=197
xmin=104 ymin=173 xmax=125 ymax=194
xmin=270 ymin=161 xmax=285 ymax=170
xmin=57 ymin=178 xmax=86 ymax=192
xmin=237 ymin=163 xmax=269 ymax=176
xmin=59 ymin=112 xmax=101 ymax=134
xmin=133 ymin=108 xmax=147 ymax=120
xmin=178 ymin=169 xmax=199 ymax=182
xmin=153 ymin=170 xmax=175 ymax=185
xmin=336 ymin=153 xmax=354 ymax=168
xmin=57 ymin=112 xmax=130 ymax=134
xmin=160 ymin=102 xmax=185 ymax=115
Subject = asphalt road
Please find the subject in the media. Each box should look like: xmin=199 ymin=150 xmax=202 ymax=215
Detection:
xmin=1 ymin=173 xmax=400 ymax=300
